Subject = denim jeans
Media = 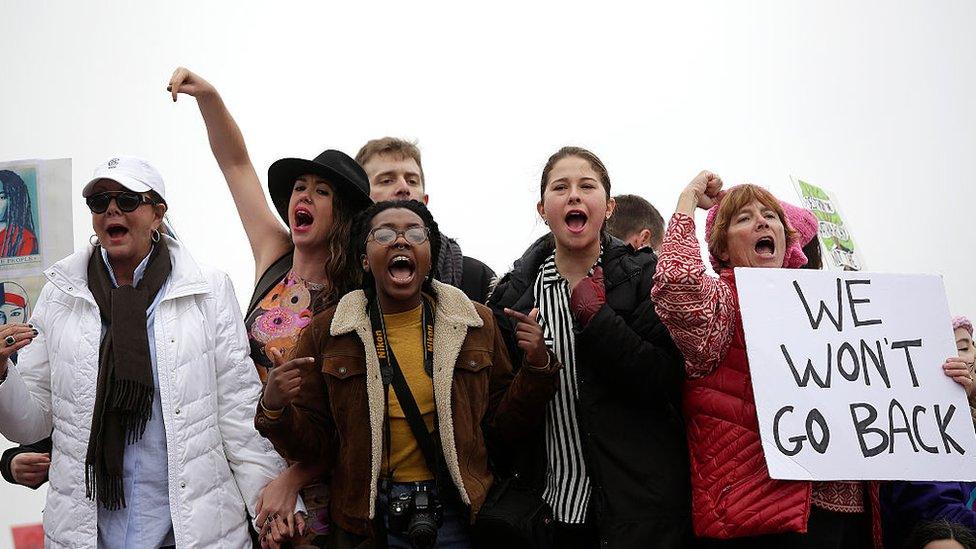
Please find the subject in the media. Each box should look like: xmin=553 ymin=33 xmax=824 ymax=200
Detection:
xmin=376 ymin=480 xmax=472 ymax=549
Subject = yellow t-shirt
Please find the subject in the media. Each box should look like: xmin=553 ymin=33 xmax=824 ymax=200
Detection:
xmin=380 ymin=305 xmax=436 ymax=482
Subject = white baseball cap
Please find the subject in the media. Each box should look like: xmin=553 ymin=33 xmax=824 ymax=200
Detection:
xmin=83 ymin=155 xmax=167 ymax=202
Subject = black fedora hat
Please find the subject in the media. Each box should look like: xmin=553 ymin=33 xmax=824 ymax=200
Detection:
xmin=267 ymin=149 xmax=372 ymax=223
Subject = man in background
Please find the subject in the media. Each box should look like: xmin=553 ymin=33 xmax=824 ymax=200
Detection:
xmin=356 ymin=137 xmax=496 ymax=303
xmin=606 ymin=193 xmax=665 ymax=252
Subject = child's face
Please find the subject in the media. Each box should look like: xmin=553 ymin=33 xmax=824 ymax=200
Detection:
xmin=955 ymin=327 xmax=975 ymax=365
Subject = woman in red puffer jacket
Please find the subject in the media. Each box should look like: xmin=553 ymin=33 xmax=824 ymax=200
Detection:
xmin=652 ymin=172 xmax=886 ymax=548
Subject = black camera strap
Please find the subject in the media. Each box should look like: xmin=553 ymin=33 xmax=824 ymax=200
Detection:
xmin=369 ymin=295 xmax=441 ymax=478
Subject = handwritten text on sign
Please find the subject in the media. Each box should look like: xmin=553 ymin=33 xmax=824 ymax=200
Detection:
xmin=736 ymin=268 xmax=976 ymax=481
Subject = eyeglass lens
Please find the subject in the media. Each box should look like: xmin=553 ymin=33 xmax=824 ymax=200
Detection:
xmin=87 ymin=192 xmax=145 ymax=213
xmin=371 ymin=227 xmax=428 ymax=245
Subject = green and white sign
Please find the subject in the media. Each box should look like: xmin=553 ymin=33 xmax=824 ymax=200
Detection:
xmin=792 ymin=177 xmax=863 ymax=271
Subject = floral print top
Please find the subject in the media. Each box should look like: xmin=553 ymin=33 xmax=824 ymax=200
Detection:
xmin=245 ymin=272 xmax=323 ymax=382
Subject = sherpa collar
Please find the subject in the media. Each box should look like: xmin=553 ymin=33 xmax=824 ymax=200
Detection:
xmin=331 ymin=279 xmax=483 ymax=337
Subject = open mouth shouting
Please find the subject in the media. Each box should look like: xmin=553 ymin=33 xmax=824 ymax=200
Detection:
xmin=754 ymin=235 xmax=776 ymax=258
xmin=105 ymin=222 xmax=130 ymax=243
xmin=565 ymin=209 xmax=588 ymax=235
xmin=292 ymin=207 xmax=314 ymax=233
xmin=388 ymin=254 xmax=417 ymax=286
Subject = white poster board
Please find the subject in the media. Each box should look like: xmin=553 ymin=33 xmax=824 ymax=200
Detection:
xmin=737 ymin=267 xmax=976 ymax=481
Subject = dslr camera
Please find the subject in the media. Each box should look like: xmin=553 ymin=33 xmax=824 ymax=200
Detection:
xmin=387 ymin=484 xmax=444 ymax=549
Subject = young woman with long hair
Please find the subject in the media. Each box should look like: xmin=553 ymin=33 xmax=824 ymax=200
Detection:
xmin=488 ymin=147 xmax=690 ymax=548
xmin=169 ymin=67 xmax=373 ymax=546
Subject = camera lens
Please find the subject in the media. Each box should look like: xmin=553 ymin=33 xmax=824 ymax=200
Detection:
xmin=407 ymin=513 xmax=438 ymax=549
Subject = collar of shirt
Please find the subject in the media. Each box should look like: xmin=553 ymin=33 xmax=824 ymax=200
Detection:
xmin=100 ymin=246 xmax=154 ymax=288
xmin=539 ymin=249 xmax=602 ymax=289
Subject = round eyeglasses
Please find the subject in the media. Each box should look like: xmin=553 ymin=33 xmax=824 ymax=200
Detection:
xmin=366 ymin=226 xmax=430 ymax=246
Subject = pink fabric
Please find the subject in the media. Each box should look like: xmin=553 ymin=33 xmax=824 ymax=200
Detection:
xmin=953 ymin=315 xmax=973 ymax=336
xmin=703 ymin=185 xmax=819 ymax=271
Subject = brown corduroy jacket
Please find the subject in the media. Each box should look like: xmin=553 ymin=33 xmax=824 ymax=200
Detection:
xmin=255 ymin=281 xmax=560 ymax=537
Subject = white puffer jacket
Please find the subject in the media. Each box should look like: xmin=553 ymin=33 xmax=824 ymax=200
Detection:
xmin=0 ymin=235 xmax=285 ymax=548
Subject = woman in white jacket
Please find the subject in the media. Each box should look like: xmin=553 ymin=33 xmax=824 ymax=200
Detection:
xmin=0 ymin=156 xmax=295 ymax=548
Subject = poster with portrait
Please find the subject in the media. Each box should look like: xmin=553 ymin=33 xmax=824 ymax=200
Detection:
xmin=0 ymin=276 xmax=45 ymax=327
xmin=0 ymin=159 xmax=73 ymax=277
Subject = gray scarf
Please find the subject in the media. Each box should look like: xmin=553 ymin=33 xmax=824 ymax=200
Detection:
xmin=435 ymin=233 xmax=464 ymax=287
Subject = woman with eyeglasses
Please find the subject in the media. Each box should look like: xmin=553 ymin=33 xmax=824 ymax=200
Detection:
xmin=0 ymin=156 xmax=290 ymax=549
xmin=168 ymin=67 xmax=373 ymax=545
xmin=256 ymin=200 xmax=559 ymax=549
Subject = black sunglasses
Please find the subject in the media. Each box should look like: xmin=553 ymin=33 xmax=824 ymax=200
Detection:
xmin=366 ymin=226 xmax=430 ymax=246
xmin=86 ymin=191 xmax=155 ymax=214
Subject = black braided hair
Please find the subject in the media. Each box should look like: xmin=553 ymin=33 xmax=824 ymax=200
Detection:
xmin=354 ymin=200 xmax=441 ymax=302
xmin=0 ymin=171 xmax=38 ymax=257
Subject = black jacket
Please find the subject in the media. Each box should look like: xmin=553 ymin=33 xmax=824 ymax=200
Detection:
xmin=454 ymin=255 xmax=495 ymax=304
xmin=488 ymin=235 xmax=691 ymax=549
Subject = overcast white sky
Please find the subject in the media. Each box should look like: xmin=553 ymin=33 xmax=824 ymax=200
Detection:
xmin=1 ymin=0 xmax=975 ymax=544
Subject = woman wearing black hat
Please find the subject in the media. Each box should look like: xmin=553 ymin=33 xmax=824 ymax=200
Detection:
xmin=169 ymin=67 xmax=373 ymax=547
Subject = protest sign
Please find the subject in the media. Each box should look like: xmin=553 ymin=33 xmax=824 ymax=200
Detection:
xmin=792 ymin=177 xmax=864 ymax=271
xmin=0 ymin=159 xmax=73 ymax=276
xmin=737 ymin=267 xmax=976 ymax=481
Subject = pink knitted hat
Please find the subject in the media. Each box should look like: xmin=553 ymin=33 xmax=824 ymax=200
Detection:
xmin=703 ymin=185 xmax=819 ymax=271
xmin=953 ymin=316 xmax=973 ymax=337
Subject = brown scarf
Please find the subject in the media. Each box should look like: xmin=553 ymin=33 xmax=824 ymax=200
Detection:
xmin=84 ymin=239 xmax=172 ymax=510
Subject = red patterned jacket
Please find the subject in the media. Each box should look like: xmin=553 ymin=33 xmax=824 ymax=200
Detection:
xmin=652 ymin=213 xmax=883 ymax=546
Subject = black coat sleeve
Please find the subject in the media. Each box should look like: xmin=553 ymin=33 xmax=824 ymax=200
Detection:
xmin=575 ymin=273 xmax=684 ymax=403
xmin=0 ymin=436 xmax=52 ymax=488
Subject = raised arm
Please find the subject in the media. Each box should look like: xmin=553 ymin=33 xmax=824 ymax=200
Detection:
xmin=168 ymin=67 xmax=291 ymax=277
xmin=651 ymin=172 xmax=736 ymax=378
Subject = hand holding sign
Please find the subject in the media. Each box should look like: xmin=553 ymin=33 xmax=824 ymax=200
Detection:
xmin=0 ymin=323 xmax=37 ymax=376
xmin=943 ymin=356 xmax=974 ymax=396
xmin=504 ymin=308 xmax=549 ymax=369
xmin=262 ymin=348 xmax=314 ymax=411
